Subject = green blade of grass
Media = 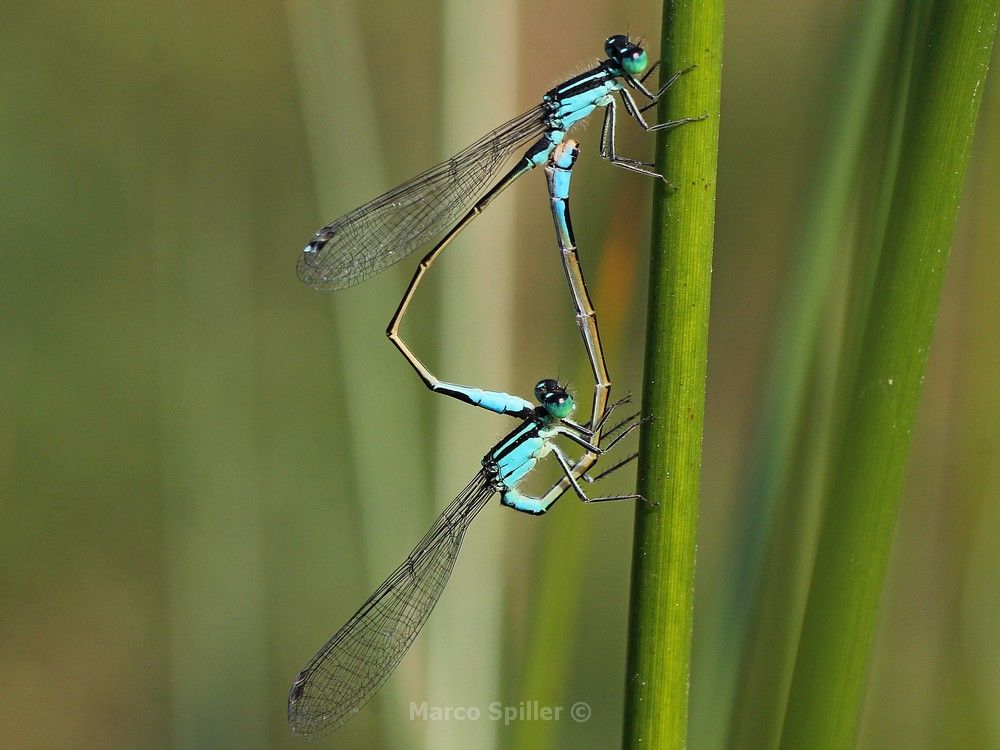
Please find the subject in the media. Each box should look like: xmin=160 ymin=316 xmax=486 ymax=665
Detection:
xmin=780 ymin=4 xmax=1000 ymax=748
xmin=931 ymin=51 xmax=1000 ymax=750
xmin=723 ymin=4 xmax=899 ymax=747
xmin=836 ymin=1 xmax=934 ymax=429
xmin=622 ymin=2 xmax=723 ymax=747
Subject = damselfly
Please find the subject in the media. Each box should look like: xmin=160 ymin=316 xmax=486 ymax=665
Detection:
xmin=297 ymin=34 xmax=701 ymax=295
xmin=287 ymin=141 xmax=646 ymax=738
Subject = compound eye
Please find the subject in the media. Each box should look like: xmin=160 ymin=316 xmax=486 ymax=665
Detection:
xmin=534 ymin=378 xmax=560 ymax=401
xmin=541 ymin=385 xmax=568 ymax=406
xmin=543 ymin=390 xmax=574 ymax=418
xmin=622 ymin=48 xmax=648 ymax=76
xmin=604 ymin=34 xmax=627 ymax=57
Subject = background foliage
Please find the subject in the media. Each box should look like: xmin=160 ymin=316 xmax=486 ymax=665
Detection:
xmin=1 ymin=1 xmax=997 ymax=748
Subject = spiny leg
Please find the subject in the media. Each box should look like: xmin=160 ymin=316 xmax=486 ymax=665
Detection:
xmin=602 ymin=412 xmax=652 ymax=445
xmin=598 ymin=414 xmax=645 ymax=454
xmin=619 ymin=86 xmax=707 ymax=134
xmin=550 ymin=446 xmax=593 ymax=503
xmin=589 ymin=394 xmax=635 ymax=433
xmin=509 ymin=407 xmax=652 ymax=515
xmin=578 ymin=415 xmax=655 ymax=507
xmin=540 ymin=413 xmax=652 ymax=508
xmin=599 ymin=100 xmax=664 ymax=180
xmin=576 ymin=449 xmax=653 ymax=507
xmin=631 ymin=63 xmax=697 ymax=102
xmin=639 ymin=60 xmax=661 ymax=85
xmin=582 ymin=490 xmax=648 ymax=505
xmin=558 ymin=412 xmax=648 ymax=456
xmin=599 ymin=71 xmax=706 ymax=184
xmin=551 ymin=444 xmax=650 ymax=507
xmin=582 ymin=452 xmax=638 ymax=483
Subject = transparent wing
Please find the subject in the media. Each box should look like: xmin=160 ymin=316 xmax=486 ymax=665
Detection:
xmin=287 ymin=470 xmax=496 ymax=739
xmin=297 ymin=105 xmax=547 ymax=291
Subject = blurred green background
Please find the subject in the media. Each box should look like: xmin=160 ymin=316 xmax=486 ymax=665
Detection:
xmin=1 ymin=1 xmax=997 ymax=749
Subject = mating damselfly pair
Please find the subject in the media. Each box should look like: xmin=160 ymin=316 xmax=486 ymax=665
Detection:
xmin=287 ymin=34 xmax=701 ymax=738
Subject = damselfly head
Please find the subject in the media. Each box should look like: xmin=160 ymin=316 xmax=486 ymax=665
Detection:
xmin=535 ymin=378 xmax=575 ymax=419
xmin=605 ymin=34 xmax=648 ymax=76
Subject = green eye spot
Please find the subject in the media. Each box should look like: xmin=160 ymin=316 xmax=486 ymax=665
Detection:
xmin=623 ymin=50 xmax=648 ymax=76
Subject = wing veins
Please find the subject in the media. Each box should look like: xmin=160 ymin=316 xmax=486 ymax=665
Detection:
xmin=298 ymin=105 xmax=548 ymax=290
xmin=287 ymin=470 xmax=496 ymax=738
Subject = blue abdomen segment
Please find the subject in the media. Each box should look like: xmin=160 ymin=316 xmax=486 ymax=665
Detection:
xmin=550 ymin=169 xmax=572 ymax=200
xmin=433 ymin=382 xmax=533 ymax=417
xmin=551 ymin=200 xmax=572 ymax=249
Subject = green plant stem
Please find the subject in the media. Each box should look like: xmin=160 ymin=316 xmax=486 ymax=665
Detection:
xmin=780 ymin=4 xmax=999 ymax=748
xmin=622 ymin=2 xmax=723 ymax=748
